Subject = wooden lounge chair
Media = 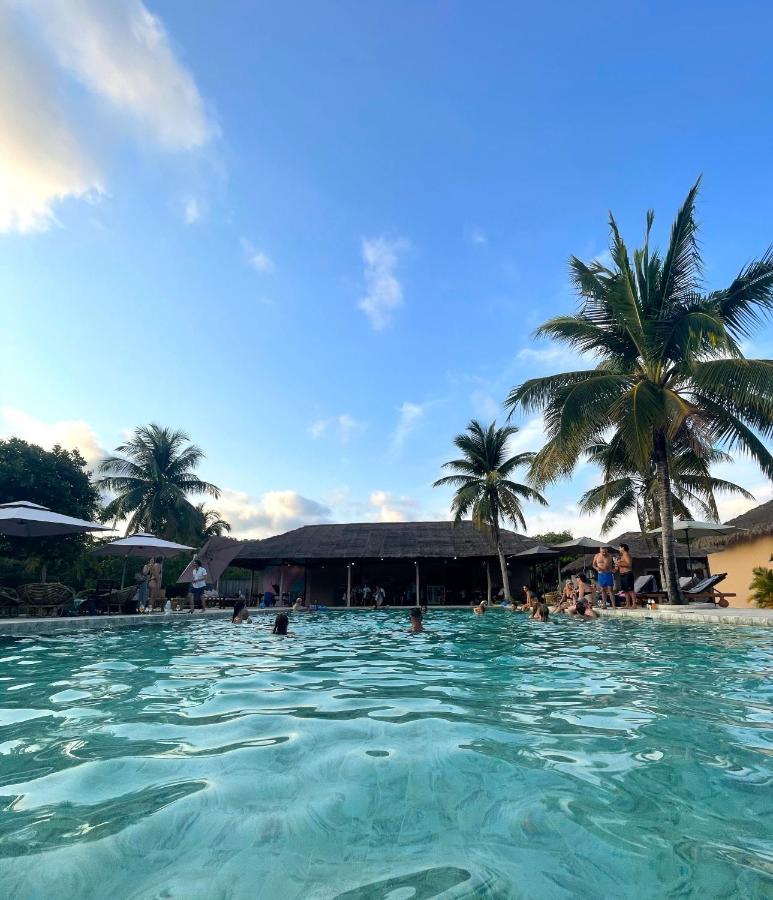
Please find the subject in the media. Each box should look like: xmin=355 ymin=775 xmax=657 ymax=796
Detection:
xmin=18 ymin=583 xmax=75 ymax=616
xmin=638 ymin=573 xmax=736 ymax=607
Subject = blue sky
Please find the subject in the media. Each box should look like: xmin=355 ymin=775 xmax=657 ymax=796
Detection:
xmin=1 ymin=0 xmax=772 ymax=537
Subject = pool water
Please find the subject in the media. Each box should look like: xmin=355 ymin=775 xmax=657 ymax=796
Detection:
xmin=0 ymin=611 xmax=771 ymax=899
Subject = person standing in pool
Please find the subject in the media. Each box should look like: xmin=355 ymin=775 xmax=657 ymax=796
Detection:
xmin=408 ymin=607 xmax=424 ymax=633
xmin=272 ymin=612 xmax=293 ymax=635
xmin=593 ymin=546 xmax=615 ymax=608
xmin=616 ymin=543 xmax=637 ymax=609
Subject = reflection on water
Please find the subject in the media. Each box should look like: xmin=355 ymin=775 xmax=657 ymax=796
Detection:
xmin=0 ymin=612 xmax=772 ymax=899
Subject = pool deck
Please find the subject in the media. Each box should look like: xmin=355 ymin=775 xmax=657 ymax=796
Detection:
xmin=597 ymin=605 xmax=773 ymax=627
xmin=0 ymin=604 xmax=772 ymax=634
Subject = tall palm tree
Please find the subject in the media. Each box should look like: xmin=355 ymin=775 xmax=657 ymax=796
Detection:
xmin=578 ymin=435 xmax=754 ymax=534
xmin=505 ymin=180 xmax=773 ymax=602
xmin=97 ymin=424 xmax=220 ymax=541
xmin=433 ymin=420 xmax=547 ymax=601
xmin=195 ymin=504 xmax=232 ymax=541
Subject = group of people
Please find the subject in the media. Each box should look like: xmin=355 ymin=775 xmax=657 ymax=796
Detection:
xmin=232 ymin=600 xmax=293 ymax=635
xmin=474 ymin=583 xmax=599 ymax=622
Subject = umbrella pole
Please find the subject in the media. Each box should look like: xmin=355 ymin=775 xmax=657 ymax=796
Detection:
xmin=121 ymin=556 xmax=128 ymax=589
xmin=686 ymin=533 xmax=692 ymax=575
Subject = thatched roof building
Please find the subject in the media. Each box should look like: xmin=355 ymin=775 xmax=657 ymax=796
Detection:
xmin=710 ymin=499 xmax=773 ymax=548
xmin=232 ymin=521 xmax=537 ymax=564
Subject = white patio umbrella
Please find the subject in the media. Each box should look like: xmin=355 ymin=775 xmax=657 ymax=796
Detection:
xmin=91 ymin=532 xmax=195 ymax=587
xmin=647 ymin=520 xmax=740 ymax=571
xmin=0 ymin=501 xmax=112 ymax=537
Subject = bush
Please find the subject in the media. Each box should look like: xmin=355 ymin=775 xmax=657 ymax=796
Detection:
xmin=749 ymin=567 xmax=773 ymax=608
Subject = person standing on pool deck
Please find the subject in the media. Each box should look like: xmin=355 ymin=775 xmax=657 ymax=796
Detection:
xmin=593 ymin=546 xmax=615 ymax=608
xmin=616 ymin=543 xmax=637 ymax=609
xmin=189 ymin=558 xmax=208 ymax=613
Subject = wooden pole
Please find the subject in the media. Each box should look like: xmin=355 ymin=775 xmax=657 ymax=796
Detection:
xmin=486 ymin=560 xmax=492 ymax=604
xmin=346 ymin=563 xmax=351 ymax=607
xmin=415 ymin=561 xmax=420 ymax=606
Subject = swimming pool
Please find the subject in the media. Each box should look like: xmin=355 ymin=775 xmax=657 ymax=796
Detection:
xmin=0 ymin=611 xmax=771 ymax=899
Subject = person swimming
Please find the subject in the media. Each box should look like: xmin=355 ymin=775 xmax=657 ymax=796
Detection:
xmin=232 ymin=600 xmax=251 ymax=624
xmin=473 ymin=599 xmax=487 ymax=615
xmin=568 ymin=599 xmax=599 ymax=619
xmin=272 ymin=612 xmax=293 ymax=635
xmin=408 ymin=607 xmax=424 ymax=633
xmin=531 ymin=602 xmax=550 ymax=622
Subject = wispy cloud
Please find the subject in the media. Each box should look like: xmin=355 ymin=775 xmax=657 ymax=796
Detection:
xmin=183 ymin=196 xmax=201 ymax=224
xmin=358 ymin=237 xmax=407 ymax=330
xmin=470 ymin=390 xmax=500 ymax=420
xmin=368 ymin=490 xmax=418 ymax=523
xmin=390 ymin=401 xmax=425 ymax=452
xmin=465 ymin=225 xmax=487 ymax=246
xmin=0 ymin=0 xmax=216 ymax=233
xmin=309 ymin=413 xmax=365 ymax=444
xmin=516 ymin=346 xmax=566 ymax=364
xmin=242 ymin=239 xmax=274 ymax=273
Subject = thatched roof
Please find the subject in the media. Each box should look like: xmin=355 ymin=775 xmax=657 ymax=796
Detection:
xmin=233 ymin=521 xmax=537 ymax=563
xmin=704 ymin=499 xmax=773 ymax=551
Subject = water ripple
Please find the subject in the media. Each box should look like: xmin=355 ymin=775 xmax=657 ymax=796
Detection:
xmin=0 ymin=611 xmax=771 ymax=899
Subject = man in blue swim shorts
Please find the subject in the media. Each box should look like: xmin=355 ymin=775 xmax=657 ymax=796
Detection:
xmin=593 ymin=546 xmax=616 ymax=608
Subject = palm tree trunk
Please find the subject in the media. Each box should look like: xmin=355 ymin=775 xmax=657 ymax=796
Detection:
xmin=653 ymin=431 xmax=683 ymax=604
xmin=497 ymin=542 xmax=512 ymax=602
xmin=486 ymin=560 xmax=492 ymax=604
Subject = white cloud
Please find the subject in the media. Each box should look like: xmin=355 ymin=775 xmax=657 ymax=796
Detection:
xmin=358 ymin=237 xmax=407 ymax=330
xmin=0 ymin=0 xmax=214 ymax=233
xmin=368 ymin=490 xmax=418 ymax=523
xmin=183 ymin=196 xmax=201 ymax=224
xmin=391 ymin=401 xmax=425 ymax=452
xmin=470 ymin=390 xmax=500 ymax=420
xmin=506 ymin=417 xmax=544 ymax=454
xmin=28 ymin=0 xmax=215 ymax=150
xmin=466 ymin=225 xmax=487 ymax=246
xmin=0 ymin=6 xmax=103 ymax=232
xmin=215 ymin=488 xmax=332 ymax=539
xmin=309 ymin=414 xmax=365 ymax=444
xmin=242 ymin=239 xmax=274 ymax=273
xmin=517 ymin=346 xmax=567 ymax=364
xmin=0 ymin=407 xmax=106 ymax=468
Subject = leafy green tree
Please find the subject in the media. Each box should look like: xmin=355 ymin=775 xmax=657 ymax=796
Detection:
xmin=97 ymin=425 xmax=220 ymax=542
xmin=532 ymin=531 xmax=572 ymax=545
xmin=749 ymin=566 xmax=773 ymax=608
xmin=505 ymin=180 xmax=773 ymax=603
xmin=0 ymin=438 xmax=102 ymax=582
xmin=579 ymin=438 xmax=754 ymax=534
xmin=434 ymin=420 xmax=547 ymax=601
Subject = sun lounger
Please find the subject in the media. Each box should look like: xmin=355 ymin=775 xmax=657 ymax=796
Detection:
xmin=637 ymin=573 xmax=736 ymax=606
xmin=18 ymin=583 xmax=75 ymax=616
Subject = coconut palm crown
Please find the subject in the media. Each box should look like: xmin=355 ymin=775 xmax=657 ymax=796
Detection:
xmin=505 ymin=179 xmax=773 ymax=602
xmin=433 ymin=420 xmax=547 ymax=601
xmin=97 ymin=424 xmax=221 ymax=541
xmin=578 ymin=437 xmax=754 ymax=535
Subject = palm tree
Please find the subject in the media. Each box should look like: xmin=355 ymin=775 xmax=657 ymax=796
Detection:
xmin=195 ymin=504 xmax=231 ymax=541
xmin=97 ymin=424 xmax=220 ymax=541
xmin=505 ymin=180 xmax=773 ymax=603
xmin=433 ymin=420 xmax=547 ymax=601
xmin=579 ymin=436 xmax=754 ymax=534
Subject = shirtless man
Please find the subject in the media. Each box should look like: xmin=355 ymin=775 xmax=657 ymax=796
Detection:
xmin=616 ymin=543 xmax=637 ymax=609
xmin=593 ymin=546 xmax=615 ymax=608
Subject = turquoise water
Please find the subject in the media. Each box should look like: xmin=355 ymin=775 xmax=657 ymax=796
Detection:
xmin=0 ymin=611 xmax=772 ymax=899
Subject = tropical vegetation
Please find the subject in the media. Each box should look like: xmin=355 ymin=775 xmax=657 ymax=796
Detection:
xmin=434 ymin=420 xmax=547 ymax=601
xmin=579 ymin=439 xmax=754 ymax=534
xmin=505 ymin=180 xmax=773 ymax=602
xmin=97 ymin=424 xmax=221 ymax=543
xmin=749 ymin=566 xmax=773 ymax=608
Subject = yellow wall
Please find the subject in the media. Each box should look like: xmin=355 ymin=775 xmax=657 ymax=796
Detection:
xmin=708 ymin=537 xmax=772 ymax=608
